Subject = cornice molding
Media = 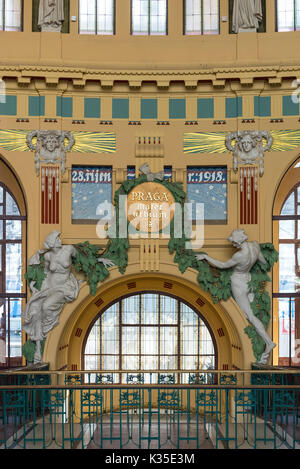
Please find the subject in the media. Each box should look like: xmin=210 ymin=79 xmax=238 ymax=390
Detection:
xmin=0 ymin=62 xmax=299 ymax=90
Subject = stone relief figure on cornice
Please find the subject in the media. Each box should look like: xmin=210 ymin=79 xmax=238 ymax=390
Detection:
xmin=26 ymin=130 xmax=75 ymax=175
xmin=38 ymin=0 xmax=64 ymax=32
xmin=196 ymin=229 xmax=276 ymax=365
xmin=232 ymin=0 xmax=263 ymax=33
xmin=225 ymin=130 xmax=273 ymax=176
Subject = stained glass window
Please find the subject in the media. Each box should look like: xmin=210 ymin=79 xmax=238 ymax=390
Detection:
xmin=83 ymin=293 xmax=216 ymax=383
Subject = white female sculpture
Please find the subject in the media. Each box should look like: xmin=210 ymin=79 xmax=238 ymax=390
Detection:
xmin=196 ymin=230 xmax=276 ymax=365
xmin=38 ymin=0 xmax=64 ymax=32
xmin=232 ymin=0 xmax=263 ymax=33
xmin=22 ymin=231 xmax=114 ymax=364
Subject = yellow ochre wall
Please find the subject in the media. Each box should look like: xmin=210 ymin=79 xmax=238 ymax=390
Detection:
xmin=0 ymin=0 xmax=300 ymax=371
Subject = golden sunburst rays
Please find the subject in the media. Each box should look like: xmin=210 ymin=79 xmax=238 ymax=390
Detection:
xmin=269 ymin=130 xmax=300 ymax=152
xmin=183 ymin=132 xmax=228 ymax=154
xmin=184 ymin=130 xmax=300 ymax=154
xmin=0 ymin=129 xmax=29 ymax=152
xmin=0 ymin=130 xmax=116 ymax=154
xmin=72 ymin=131 xmax=116 ymax=153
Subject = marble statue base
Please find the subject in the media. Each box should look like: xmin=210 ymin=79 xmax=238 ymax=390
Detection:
xmin=238 ymin=27 xmax=257 ymax=33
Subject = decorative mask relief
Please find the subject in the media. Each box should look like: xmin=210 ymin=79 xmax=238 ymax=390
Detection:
xmin=225 ymin=131 xmax=273 ymax=176
xmin=26 ymin=130 xmax=75 ymax=175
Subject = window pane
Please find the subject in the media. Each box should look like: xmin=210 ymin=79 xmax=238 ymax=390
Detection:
xmin=79 ymin=0 xmax=96 ymax=33
xmin=141 ymin=293 xmax=158 ymax=324
xmin=203 ymin=0 xmax=219 ymax=34
xmin=101 ymin=305 xmax=118 ymax=354
xmin=279 ymin=244 xmax=298 ymax=293
xmin=4 ymin=0 xmax=22 ymax=31
xmin=141 ymin=326 xmax=158 ymax=354
xmin=279 ymin=219 xmax=295 ymax=239
xmin=122 ymin=326 xmax=139 ymax=354
xmin=6 ymin=219 xmax=21 ymax=240
xmin=281 ymin=192 xmax=295 ymax=215
xmin=123 ymin=296 xmax=139 ymax=324
xmin=187 ymin=167 xmax=227 ymax=223
xmin=9 ymin=298 xmax=22 ymax=358
xmin=160 ymin=296 xmax=177 ymax=324
xmin=6 ymin=192 xmax=20 ymax=216
xmin=277 ymin=0 xmax=295 ymax=32
xmin=0 ymin=301 xmax=5 ymax=364
xmin=6 ymin=243 xmax=22 ymax=293
xmin=160 ymin=327 xmax=177 ymax=355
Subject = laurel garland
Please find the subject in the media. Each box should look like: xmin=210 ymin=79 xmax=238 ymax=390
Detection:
xmin=24 ymin=176 xmax=278 ymax=363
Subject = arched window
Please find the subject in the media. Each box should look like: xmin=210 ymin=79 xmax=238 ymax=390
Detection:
xmin=0 ymin=182 xmax=26 ymax=368
xmin=273 ymin=172 xmax=300 ymax=367
xmin=83 ymin=293 xmax=217 ymax=383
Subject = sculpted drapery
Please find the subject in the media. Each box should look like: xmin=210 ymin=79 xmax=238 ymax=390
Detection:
xmin=38 ymin=0 xmax=64 ymax=32
xmin=232 ymin=0 xmax=263 ymax=33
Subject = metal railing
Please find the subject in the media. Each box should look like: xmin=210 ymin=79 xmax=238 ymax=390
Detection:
xmin=0 ymin=369 xmax=299 ymax=450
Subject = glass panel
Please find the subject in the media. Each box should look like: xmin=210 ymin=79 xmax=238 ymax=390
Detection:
xmin=199 ymin=355 xmax=215 ymax=369
xmin=72 ymin=166 xmax=112 ymax=223
xmin=200 ymin=323 xmax=215 ymax=354
xmin=281 ymin=191 xmax=295 ymax=215
xmin=277 ymin=0 xmax=295 ymax=32
xmin=122 ymin=355 xmax=138 ymax=370
xmin=160 ymin=296 xmax=177 ymax=324
xmin=122 ymin=326 xmax=139 ymax=354
xmin=160 ymin=355 xmax=176 ymax=369
xmin=279 ymin=219 xmax=295 ymax=239
xmin=141 ymin=293 xmax=158 ymax=324
xmin=185 ymin=0 xmax=202 ymax=35
xmin=132 ymin=0 xmax=149 ymax=34
xmin=203 ymin=0 xmax=219 ymax=34
xmin=141 ymin=326 xmax=158 ymax=354
xmin=279 ymin=244 xmax=298 ymax=293
xmin=6 ymin=219 xmax=21 ymax=240
xmin=4 ymin=0 xmax=22 ymax=31
xmin=84 ymin=355 xmax=99 ymax=371
xmin=181 ymin=355 xmax=197 ymax=370
xmin=278 ymin=298 xmax=292 ymax=366
xmin=181 ymin=325 xmax=198 ymax=355
xmin=79 ymin=0 xmax=96 ymax=34
xmin=85 ymin=318 xmax=100 ymax=354
xmin=101 ymin=305 xmax=118 ymax=354
xmin=6 ymin=243 xmax=22 ymax=293
xmin=0 ymin=187 xmax=3 ymax=203
xmin=102 ymin=355 xmax=119 ymax=370
xmin=141 ymin=355 xmax=158 ymax=370
xmin=9 ymin=298 xmax=21 ymax=358
xmin=122 ymin=295 xmax=139 ymax=324
xmin=160 ymin=327 xmax=177 ymax=354
xmin=97 ymin=0 xmax=114 ymax=34
xmin=0 ymin=300 xmax=5 ymax=365
xmin=150 ymin=0 xmax=167 ymax=34
xmin=181 ymin=303 xmax=198 ymax=325
xmin=0 ymin=220 xmax=3 ymax=239
xmin=6 ymin=192 xmax=20 ymax=216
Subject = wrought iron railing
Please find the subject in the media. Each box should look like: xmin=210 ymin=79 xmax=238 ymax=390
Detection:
xmin=0 ymin=370 xmax=299 ymax=449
